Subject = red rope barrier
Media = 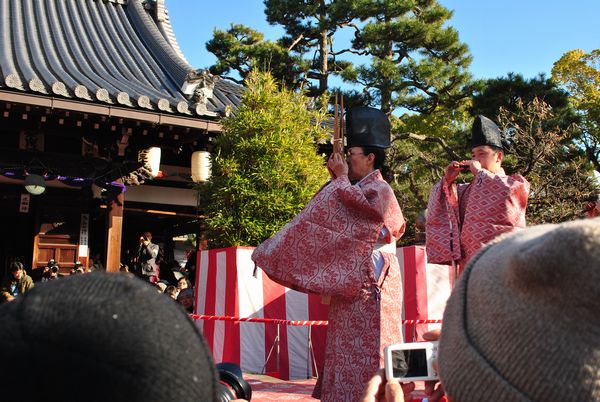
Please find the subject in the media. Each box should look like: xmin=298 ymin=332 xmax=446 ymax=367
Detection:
xmin=190 ymin=314 xmax=328 ymax=326
xmin=190 ymin=314 xmax=441 ymax=326
xmin=402 ymin=319 xmax=442 ymax=324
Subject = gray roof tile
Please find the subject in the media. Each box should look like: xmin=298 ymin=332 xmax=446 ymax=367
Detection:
xmin=0 ymin=0 xmax=243 ymax=117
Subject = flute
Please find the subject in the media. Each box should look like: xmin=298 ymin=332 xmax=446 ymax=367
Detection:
xmin=332 ymin=93 xmax=345 ymax=156
xmin=322 ymin=94 xmax=345 ymax=306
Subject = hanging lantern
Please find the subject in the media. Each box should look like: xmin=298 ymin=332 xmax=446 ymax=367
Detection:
xmin=24 ymin=173 xmax=46 ymax=195
xmin=138 ymin=147 xmax=162 ymax=178
xmin=147 ymin=147 xmax=161 ymax=177
xmin=191 ymin=150 xmax=211 ymax=183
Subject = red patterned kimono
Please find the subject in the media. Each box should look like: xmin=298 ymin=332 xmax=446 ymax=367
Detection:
xmin=426 ymin=168 xmax=529 ymax=266
xmin=252 ymin=170 xmax=405 ymax=402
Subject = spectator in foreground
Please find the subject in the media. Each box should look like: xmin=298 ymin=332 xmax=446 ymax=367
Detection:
xmin=1 ymin=261 xmax=34 ymax=303
xmin=0 ymin=273 xmax=219 ymax=401
xmin=362 ymin=217 xmax=600 ymax=401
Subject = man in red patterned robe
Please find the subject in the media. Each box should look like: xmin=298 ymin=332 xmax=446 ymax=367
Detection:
xmin=426 ymin=115 xmax=530 ymax=274
xmin=252 ymin=107 xmax=406 ymax=402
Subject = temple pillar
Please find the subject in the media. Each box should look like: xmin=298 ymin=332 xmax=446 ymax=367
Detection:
xmin=105 ymin=187 xmax=124 ymax=272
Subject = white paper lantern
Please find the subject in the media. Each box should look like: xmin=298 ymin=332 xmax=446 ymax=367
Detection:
xmin=24 ymin=174 xmax=46 ymax=195
xmin=191 ymin=151 xmax=211 ymax=183
xmin=147 ymin=147 xmax=161 ymax=178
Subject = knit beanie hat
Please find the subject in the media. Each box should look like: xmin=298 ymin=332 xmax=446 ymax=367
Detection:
xmin=439 ymin=218 xmax=600 ymax=401
xmin=0 ymin=272 xmax=218 ymax=402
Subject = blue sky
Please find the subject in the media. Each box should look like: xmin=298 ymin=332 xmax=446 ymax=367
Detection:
xmin=167 ymin=0 xmax=599 ymax=81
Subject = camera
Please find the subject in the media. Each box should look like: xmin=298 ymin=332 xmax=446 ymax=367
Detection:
xmin=42 ymin=261 xmax=60 ymax=281
xmin=215 ymin=362 xmax=252 ymax=402
xmin=384 ymin=341 xmax=439 ymax=382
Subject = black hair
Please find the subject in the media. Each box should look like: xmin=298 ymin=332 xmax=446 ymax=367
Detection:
xmin=359 ymin=146 xmax=386 ymax=171
xmin=9 ymin=261 xmax=24 ymax=272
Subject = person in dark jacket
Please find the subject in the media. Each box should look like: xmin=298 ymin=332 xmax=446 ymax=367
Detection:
xmin=135 ymin=231 xmax=160 ymax=283
xmin=1 ymin=261 xmax=34 ymax=303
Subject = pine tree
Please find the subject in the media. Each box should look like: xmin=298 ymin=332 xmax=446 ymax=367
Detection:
xmin=341 ymin=0 xmax=474 ymax=114
xmin=263 ymin=0 xmax=355 ymax=96
xmin=206 ymin=24 xmax=308 ymax=88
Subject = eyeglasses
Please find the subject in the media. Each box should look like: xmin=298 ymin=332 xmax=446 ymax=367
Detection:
xmin=346 ymin=151 xmax=365 ymax=158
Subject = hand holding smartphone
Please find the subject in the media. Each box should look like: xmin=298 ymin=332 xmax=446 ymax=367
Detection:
xmin=384 ymin=341 xmax=439 ymax=382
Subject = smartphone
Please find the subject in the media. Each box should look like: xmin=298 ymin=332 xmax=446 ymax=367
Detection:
xmin=459 ymin=163 xmax=470 ymax=172
xmin=384 ymin=341 xmax=439 ymax=382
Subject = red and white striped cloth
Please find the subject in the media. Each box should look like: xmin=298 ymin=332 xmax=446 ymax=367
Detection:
xmin=399 ymin=245 xmax=452 ymax=342
xmin=194 ymin=247 xmax=328 ymax=380
xmin=194 ymin=246 xmax=451 ymax=379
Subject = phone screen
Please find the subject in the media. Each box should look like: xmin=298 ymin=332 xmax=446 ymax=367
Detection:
xmin=392 ymin=348 xmax=428 ymax=378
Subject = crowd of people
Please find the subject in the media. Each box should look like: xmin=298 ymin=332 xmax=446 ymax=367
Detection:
xmin=0 ymin=110 xmax=598 ymax=401
xmin=0 ymin=230 xmax=197 ymax=313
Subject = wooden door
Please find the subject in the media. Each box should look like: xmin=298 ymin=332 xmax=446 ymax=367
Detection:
xmin=33 ymin=229 xmax=79 ymax=275
xmin=32 ymin=209 xmax=88 ymax=276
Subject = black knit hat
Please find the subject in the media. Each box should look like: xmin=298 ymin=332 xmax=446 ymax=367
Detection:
xmin=471 ymin=115 xmax=503 ymax=149
xmin=346 ymin=107 xmax=391 ymax=149
xmin=0 ymin=273 xmax=218 ymax=402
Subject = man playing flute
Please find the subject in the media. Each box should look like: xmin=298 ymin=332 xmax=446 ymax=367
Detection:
xmin=426 ymin=115 xmax=530 ymax=276
xmin=252 ymin=106 xmax=406 ymax=402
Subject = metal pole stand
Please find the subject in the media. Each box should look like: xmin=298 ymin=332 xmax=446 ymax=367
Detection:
xmin=307 ymin=326 xmax=319 ymax=378
xmin=262 ymin=323 xmax=281 ymax=376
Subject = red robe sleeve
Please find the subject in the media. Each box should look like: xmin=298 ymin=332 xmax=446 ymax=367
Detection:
xmin=426 ymin=169 xmax=529 ymax=265
xmin=252 ymin=171 xmax=404 ymax=299
xmin=425 ymin=180 xmax=462 ymax=264
xmin=461 ymin=170 xmax=529 ymax=262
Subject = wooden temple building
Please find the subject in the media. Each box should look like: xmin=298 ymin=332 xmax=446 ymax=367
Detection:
xmin=0 ymin=0 xmax=243 ymax=277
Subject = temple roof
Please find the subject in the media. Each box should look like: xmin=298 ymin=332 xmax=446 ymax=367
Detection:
xmin=0 ymin=0 xmax=243 ymax=118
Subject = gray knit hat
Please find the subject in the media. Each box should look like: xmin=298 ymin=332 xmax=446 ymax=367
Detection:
xmin=439 ymin=218 xmax=600 ymax=401
xmin=0 ymin=272 xmax=218 ymax=402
